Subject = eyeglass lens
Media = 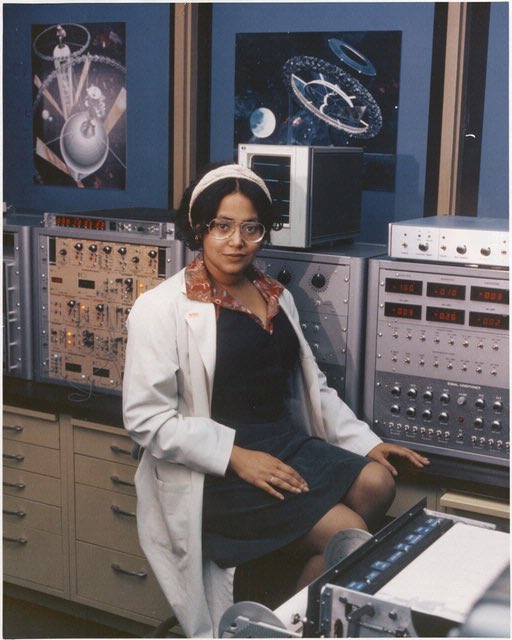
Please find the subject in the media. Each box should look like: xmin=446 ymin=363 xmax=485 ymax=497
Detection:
xmin=208 ymin=219 xmax=265 ymax=242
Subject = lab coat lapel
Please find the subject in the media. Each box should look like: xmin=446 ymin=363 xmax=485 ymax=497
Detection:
xmin=183 ymin=297 xmax=217 ymax=404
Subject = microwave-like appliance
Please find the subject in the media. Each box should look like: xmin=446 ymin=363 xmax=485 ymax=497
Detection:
xmin=238 ymin=143 xmax=363 ymax=248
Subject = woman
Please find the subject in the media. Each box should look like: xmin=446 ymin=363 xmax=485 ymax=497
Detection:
xmin=122 ymin=164 xmax=429 ymax=638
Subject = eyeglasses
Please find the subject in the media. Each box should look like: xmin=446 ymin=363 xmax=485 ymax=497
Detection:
xmin=206 ymin=219 xmax=266 ymax=243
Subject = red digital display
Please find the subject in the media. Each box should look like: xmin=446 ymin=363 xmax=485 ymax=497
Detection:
xmin=55 ymin=215 xmax=107 ymax=231
xmin=427 ymin=282 xmax=466 ymax=300
xmin=470 ymin=286 xmax=509 ymax=305
xmin=469 ymin=312 xmax=509 ymax=331
xmin=384 ymin=302 xmax=422 ymax=320
xmin=426 ymin=307 xmax=465 ymax=325
xmin=385 ymin=278 xmax=423 ymax=295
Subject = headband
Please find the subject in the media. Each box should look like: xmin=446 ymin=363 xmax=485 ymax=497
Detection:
xmin=188 ymin=164 xmax=272 ymax=226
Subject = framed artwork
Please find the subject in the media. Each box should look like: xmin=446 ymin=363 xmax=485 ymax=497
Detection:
xmin=235 ymin=31 xmax=401 ymax=191
xmin=32 ymin=22 xmax=126 ymax=189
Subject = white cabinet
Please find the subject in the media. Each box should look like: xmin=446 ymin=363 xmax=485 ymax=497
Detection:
xmin=3 ymin=407 xmax=174 ymax=628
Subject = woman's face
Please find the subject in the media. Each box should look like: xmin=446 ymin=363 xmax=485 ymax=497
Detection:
xmin=202 ymin=191 xmax=263 ymax=281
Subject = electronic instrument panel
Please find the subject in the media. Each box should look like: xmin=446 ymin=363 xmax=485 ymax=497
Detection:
xmin=363 ymin=258 xmax=509 ymax=465
xmin=257 ymin=244 xmax=386 ymax=414
xmin=3 ymin=213 xmax=44 ymax=380
xmin=388 ymin=216 xmax=508 ymax=268
xmin=33 ymin=211 xmax=184 ymax=394
xmin=219 ymin=499 xmax=510 ymax=638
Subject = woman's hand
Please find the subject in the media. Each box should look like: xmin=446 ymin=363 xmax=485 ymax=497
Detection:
xmin=229 ymin=445 xmax=309 ymax=500
xmin=367 ymin=443 xmax=430 ymax=477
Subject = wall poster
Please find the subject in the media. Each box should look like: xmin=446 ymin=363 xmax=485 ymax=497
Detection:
xmin=32 ymin=22 xmax=126 ymax=189
xmin=235 ymin=32 xmax=402 ymax=192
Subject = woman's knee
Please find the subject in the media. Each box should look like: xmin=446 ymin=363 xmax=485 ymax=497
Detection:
xmin=345 ymin=462 xmax=396 ymax=516
xmin=360 ymin=461 xmax=396 ymax=501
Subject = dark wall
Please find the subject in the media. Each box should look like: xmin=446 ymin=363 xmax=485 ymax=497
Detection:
xmin=3 ymin=3 xmax=171 ymax=212
xmin=478 ymin=2 xmax=509 ymax=217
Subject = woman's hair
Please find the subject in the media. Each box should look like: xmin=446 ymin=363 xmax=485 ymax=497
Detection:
xmin=176 ymin=163 xmax=282 ymax=250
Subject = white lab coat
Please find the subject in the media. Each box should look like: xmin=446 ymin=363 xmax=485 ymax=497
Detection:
xmin=122 ymin=267 xmax=382 ymax=638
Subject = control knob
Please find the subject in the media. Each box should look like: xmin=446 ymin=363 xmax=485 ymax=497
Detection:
xmin=418 ymin=242 xmax=429 ymax=252
xmin=89 ymin=244 xmax=98 ymax=253
xmin=423 ymin=390 xmax=433 ymax=402
xmin=406 ymin=407 xmax=416 ymax=419
xmin=391 ymin=386 xmax=401 ymax=397
xmin=82 ymin=330 xmax=94 ymax=347
xmin=491 ymin=420 xmax=502 ymax=432
xmin=440 ymin=393 xmax=450 ymax=405
xmin=480 ymin=247 xmax=491 ymax=257
xmin=118 ymin=247 xmax=127 ymax=256
xmin=59 ymin=248 xmax=67 ymax=256
xmin=148 ymin=250 xmax=158 ymax=259
xmin=475 ymin=398 xmax=486 ymax=410
xmin=74 ymin=242 xmax=83 ymax=251
xmin=132 ymin=256 xmax=140 ymax=263
xmin=277 ymin=269 xmax=292 ymax=285
xmin=493 ymin=401 xmax=504 ymax=413
xmin=407 ymin=388 xmax=417 ymax=399
xmin=422 ymin=409 xmax=432 ymax=421
xmin=438 ymin=412 xmax=449 ymax=424
xmin=473 ymin=417 xmax=484 ymax=429
xmin=456 ymin=245 xmax=467 ymax=255
xmin=390 ymin=405 xmax=400 ymax=415
xmin=103 ymin=245 xmax=112 ymax=254
xmin=311 ymin=272 xmax=326 ymax=289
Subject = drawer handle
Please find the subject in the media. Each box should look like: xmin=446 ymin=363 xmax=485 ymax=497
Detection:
xmin=111 ymin=504 xmax=136 ymax=518
xmin=3 ymin=425 xmax=24 ymax=432
xmin=3 ymin=453 xmax=25 ymax=462
xmin=111 ymin=563 xmax=147 ymax=579
xmin=110 ymin=474 xmax=135 ymax=488
xmin=3 ymin=481 xmax=26 ymax=490
xmin=3 ymin=509 xmax=26 ymax=518
xmin=3 ymin=535 xmax=28 ymax=545
xmin=110 ymin=445 xmax=132 ymax=457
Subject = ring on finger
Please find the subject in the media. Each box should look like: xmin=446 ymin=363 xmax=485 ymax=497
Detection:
xmin=269 ymin=476 xmax=276 ymax=484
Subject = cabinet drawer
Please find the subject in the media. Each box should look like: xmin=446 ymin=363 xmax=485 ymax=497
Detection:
xmin=3 ymin=410 xmax=59 ymax=449
xmin=3 ymin=440 xmax=60 ymax=477
xmin=75 ymin=454 xmax=136 ymax=496
xmin=3 ymin=468 xmax=62 ymax=506
xmin=75 ymin=483 xmax=143 ymax=556
xmin=3 ymin=494 xmax=62 ymax=535
xmin=76 ymin=541 xmax=172 ymax=622
xmin=3 ymin=526 xmax=66 ymax=591
xmin=74 ymin=426 xmax=137 ymax=467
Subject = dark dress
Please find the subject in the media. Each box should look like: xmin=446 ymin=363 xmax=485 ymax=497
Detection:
xmin=202 ymin=306 xmax=370 ymax=568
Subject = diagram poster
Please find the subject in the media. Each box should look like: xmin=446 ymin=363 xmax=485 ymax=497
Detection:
xmin=235 ymin=32 xmax=402 ymax=191
xmin=32 ymin=22 xmax=126 ymax=189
